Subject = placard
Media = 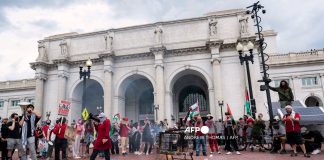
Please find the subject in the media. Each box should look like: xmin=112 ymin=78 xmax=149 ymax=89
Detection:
xmin=58 ymin=100 xmax=71 ymax=116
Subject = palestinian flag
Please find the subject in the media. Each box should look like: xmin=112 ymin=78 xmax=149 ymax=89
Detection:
xmin=245 ymin=88 xmax=252 ymax=116
xmin=226 ymin=103 xmax=234 ymax=121
xmin=189 ymin=99 xmax=200 ymax=121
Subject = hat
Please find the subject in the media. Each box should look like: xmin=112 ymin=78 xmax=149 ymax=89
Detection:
xmin=207 ymin=113 xmax=213 ymax=118
xmin=98 ymin=112 xmax=106 ymax=118
xmin=274 ymin=116 xmax=280 ymax=121
xmin=123 ymin=117 xmax=128 ymax=121
xmin=225 ymin=112 xmax=230 ymax=115
xmin=285 ymin=105 xmax=293 ymax=109
xmin=301 ymin=127 xmax=307 ymax=134
xmin=247 ymin=117 xmax=254 ymax=124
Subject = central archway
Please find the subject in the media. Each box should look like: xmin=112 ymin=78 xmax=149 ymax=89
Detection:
xmin=71 ymin=79 xmax=104 ymax=122
xmin=117 ymin=74 xmax=155 ymax=123
xmin=171 ymin=70 xmax=210 ymax=121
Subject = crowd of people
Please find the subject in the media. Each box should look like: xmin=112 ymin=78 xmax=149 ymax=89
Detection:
xmin=0 ymin=79 xmax=322 ymax=160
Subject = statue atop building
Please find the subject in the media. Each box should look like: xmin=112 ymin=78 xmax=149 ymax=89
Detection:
xmin=104 ymin=31 xmax=114 ymax=52
xmin=154 ymin=25 xmax=163 ymax=46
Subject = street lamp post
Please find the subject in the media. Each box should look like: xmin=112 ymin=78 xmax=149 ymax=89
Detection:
xmin=246 ymin=2 xmax=274 ymax=129
xmin=79 ymin=58 xmax=92 ymax=111
xmin=218 ymin=100 xmax=224 ymax=123
xmin=154 ymin=104 xmax=159 ymax=122
xmin=236 ymin=41 xmax=256 ymax=119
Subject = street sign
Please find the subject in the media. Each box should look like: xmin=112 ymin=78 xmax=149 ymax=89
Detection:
xmin=82 ymin=108 xmax=89 ymax=120
xmin=58 ymin=100 xmax=71 ymax=116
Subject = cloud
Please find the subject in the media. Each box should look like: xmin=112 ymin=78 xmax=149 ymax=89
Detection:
xmin=0 ymin=0 xmax=324 ymax=81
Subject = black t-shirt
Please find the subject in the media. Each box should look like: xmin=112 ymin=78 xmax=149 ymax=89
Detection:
xmin=6 ymin=121 xmax=21 ymax=139
xmin=303 ymin=131 xmax=323 ymax=143
xmin=1 ymin=123 xmax=9 ymax=139
xmin=25 ymin=115 xmax=41 ymax=138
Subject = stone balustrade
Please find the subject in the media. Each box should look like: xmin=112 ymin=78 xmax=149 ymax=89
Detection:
xmin=0 ymin=79 xmax=36 ymax=91
xmin=268 ymin=49 xmax=324 ymax=65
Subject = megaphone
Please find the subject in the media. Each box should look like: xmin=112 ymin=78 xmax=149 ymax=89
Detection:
xmin=18 ymin=102 xmax=31 ymax=116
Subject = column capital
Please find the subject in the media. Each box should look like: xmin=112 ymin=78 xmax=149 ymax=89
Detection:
xmin=99 ymin=52 xmax=115 ymax=61
xmin=57 ymin=71 xmax=70 ymax=79
xmin=150 ymin=46 xmax=166 ymax=56
xmin=104 ymin=67 xmax=114 ymax=74
xmin=207 ymin=40 xmax=223 ymax=49
xmin=35 ymin=73 xmax=47 ymax=81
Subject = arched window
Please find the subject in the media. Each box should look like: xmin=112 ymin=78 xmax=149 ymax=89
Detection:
xmin=179 ymin=86 xmax=208 ymax=112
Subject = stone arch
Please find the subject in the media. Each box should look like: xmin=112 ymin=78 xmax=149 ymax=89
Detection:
xmin=304 ymin=95 xmax=323 ymax=107
xmin=115 ymin=71 xmax=156 ymax=122
xmin=69 ymin=78 xmax=104 ymax=123
xmin=115 ymin=70 xmax=156 ymax=97
xmin=166 ymin=65 xmax=213 ymax=92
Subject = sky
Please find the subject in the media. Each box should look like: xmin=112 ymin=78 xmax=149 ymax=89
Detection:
xmin=0 ymin=0 xmax=323 ymax=81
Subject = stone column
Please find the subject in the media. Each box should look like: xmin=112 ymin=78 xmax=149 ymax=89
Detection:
xmin=35 ymin=72 xmax=47 ymax=117
xmin=151 ymin=46 xmax=166 ymax=122
xmin=57 ymin=63 xmax=69 ymax=101
xmin=209 ymin=41 xmax=223 ymax=120
xmin=3 ymin=99 xmax=9 ymax=118
xmin=101 ymin=53 xmax=114 ymax=118
xmin=319 ymin=74 xmax=324 ymax=99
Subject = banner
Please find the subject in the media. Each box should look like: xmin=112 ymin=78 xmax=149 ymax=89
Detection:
xmin=58 ymin=100 xmax=71 ymax=116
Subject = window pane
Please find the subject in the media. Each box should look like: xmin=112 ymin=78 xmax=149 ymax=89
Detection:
xmin=0 ymin=101 xmax=4 ymax=107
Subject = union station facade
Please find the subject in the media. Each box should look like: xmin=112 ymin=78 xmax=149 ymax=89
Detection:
xmin=1 ymin=9 xmax=324 ymax=126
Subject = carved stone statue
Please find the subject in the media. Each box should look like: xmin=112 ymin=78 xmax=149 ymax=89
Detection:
xmin=36 ymin=41 xmax=48 ymax=62
xmin=209 ymin=18 xmax=218 ymax=37
xmin=59 ymin=39 xmax=68 ymax=58
xmin=154 ymin=25 xmax=163 ymax=45
xmin=239 ymin=17 xmax=249 ymax=34
xmin=104 ymin=31 xmax=114 ymax=52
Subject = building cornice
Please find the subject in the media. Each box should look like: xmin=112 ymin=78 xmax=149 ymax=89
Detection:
xmin=0 ymin=79 xmax=36 ymax=92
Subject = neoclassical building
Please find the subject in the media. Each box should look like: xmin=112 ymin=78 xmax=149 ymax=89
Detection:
xmin=0 ymin=9 xmax=323 ymax=126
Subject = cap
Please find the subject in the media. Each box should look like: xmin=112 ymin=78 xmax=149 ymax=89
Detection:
xmin=18 ymin=102 xmax=31 ymax=106
xmin=247 ymin=117 xmax=254 ymax=124
xmin=123 ymin=117 xmax=128 ymax=121
xmin=285 ymin=105 xmax=293 ymax=109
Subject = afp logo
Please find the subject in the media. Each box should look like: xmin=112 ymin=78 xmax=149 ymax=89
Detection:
xmin=184 ymin=126 xmax=209 ymax=134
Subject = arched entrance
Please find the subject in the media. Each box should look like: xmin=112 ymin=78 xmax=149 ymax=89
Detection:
xmin=305 ymin=96 xmax=323 ymax=107
xmin=117 ymin=74 xmax=155 ymax=123
xmin=171 ymin=70 xmax=210 ymax=121
xmin=71 ymin=79 xmax=104 ymax=121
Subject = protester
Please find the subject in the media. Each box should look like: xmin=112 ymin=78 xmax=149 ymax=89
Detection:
xmin=269 ymin=80 xmax=294 ymax=108
xmin=246 ymin=117 xmax=254 ymax=151
xmin=73 ymin=119 xmax=84 ymax=159
xmin=120 ymin=117 xmax=131 ymax=156
xmin=1 ymin=117 xmax=9 ymax=159
xmin=52 ymin=117 xmax=68 ymax=160
xmin=90 ymin=112 xmax=112 ymax=160
xmin=283 ymin=105 xmax=310 ymax=157
xmin=20 ymin=104 xmax=42 ymax=160
xmin=128 ymin=123 xmax=135 ymax=153
xmin=224 ymin=112 xmax=240 ymax=155
xmin=142 ymin=118 xmax=154 ymax=155
xmin=215 ymin=119 xmax=224 ymax=146
xmin=35 ymin=125 xmax=44 ymax=157
xmin=301 ymin=127 xmax=323 ymax=155
xmin=7 ymin=113 xmax=24 ymax=159
xmin=252 ymin=113 xmax=266 ymax=152
xmin=84 ymin=119 xmax=94 ymax=156
xmin=206 ymin=114 xmax=220 ymax=155
xmin=195 ymin=115 xmax=207 ymax=156
xmin=132 ymin=122 xmax=142 ymax=155
xmin=46 ymin=123 xmax=55 ymax=160
xmin=271 ymin=116 xmax=286 ymax=154
xmin=110 ymin=122 xmax=119 ymax=155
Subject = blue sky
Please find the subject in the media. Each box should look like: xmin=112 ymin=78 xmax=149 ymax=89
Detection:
xmin=0 ymin=0 xmax=323 ymax=81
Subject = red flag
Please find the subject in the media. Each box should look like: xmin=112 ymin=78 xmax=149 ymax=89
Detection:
xmin=245 ymin=88 xmax=249 ymax=101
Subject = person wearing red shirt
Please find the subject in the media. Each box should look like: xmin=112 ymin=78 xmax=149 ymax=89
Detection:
xmin=119 ymin=117 xmax=131 ymax=156
xmin=52 ymin=117 xmax=68 ymax=160
xmin=90 ymin=113 xmax=112 ymax=160
xmin=283 ymin=105 xmax=310 ymax=158
xmin=42 ymin=120 xmax=50 ymax=138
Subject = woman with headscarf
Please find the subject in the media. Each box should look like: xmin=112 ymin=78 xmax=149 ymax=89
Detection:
xmin=90 ymin=112 xmax=112 ymax=160
xmin=269 ymin=80 xmax=294 ymax=108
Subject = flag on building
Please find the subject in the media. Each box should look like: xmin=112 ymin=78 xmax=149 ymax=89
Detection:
xmin=245 ymin=88 xmax=252 ymax=116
